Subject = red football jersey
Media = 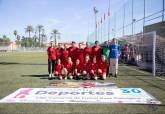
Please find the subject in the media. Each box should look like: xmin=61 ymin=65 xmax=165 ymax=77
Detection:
xmin=55 ymin=64 xmax=62 ymax=75
xmin=64 ymin=63 xmax=73 ymax=73
xmin=47 ymin=47 xmax=56 ymax=60
xmin=92 ymin=46 xmax=101 ymax=60
xmin=56 ymin=48 xmax=63 ymax=60
xmin=68 ymin=46 xmax=78 ymax=62
xmin=90 ymin=62 xmax=98 ymax=73
xmin=73 ymin=64 xmax=82 ymax=73
xmin=61 ymin=49 xmax=69 ymax=65
xmin=98 ymin=61 xmax=109 ymax=73
xmin=82 ymin=62 xmax=91 ymax=72
xmin=76 ymin=48 xmax=84 ymax=64
xmin=84 ymin=47 xmax=92 ymax=58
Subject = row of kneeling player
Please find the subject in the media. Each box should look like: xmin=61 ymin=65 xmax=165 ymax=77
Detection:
xmin=52 ymin=55 xmax=108 ymax=80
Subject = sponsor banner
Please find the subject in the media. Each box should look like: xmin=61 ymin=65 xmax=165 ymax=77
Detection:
xmin=0 ymin=88 xmax=161 ymax=104
xmin=47 ymin=82 xmax=117 ymax=88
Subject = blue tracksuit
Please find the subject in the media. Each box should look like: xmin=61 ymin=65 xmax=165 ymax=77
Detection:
xmin=109 ymin=44 xmax=119 ymax=59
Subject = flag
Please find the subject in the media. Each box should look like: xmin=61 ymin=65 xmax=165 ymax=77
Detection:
xmin=108 ymin=10 xmax=110 ymax=16
xmin=93 ymin=7 xmax=98 ymax=14
xmin=104 ymin=13 xmax=106 ymax=20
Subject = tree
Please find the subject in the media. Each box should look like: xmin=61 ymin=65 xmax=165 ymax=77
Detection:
xmin=13 ymin=30 xmax=17 ymax=40
xmin=52 ymin=29 xmax=60 ymax=46
xmin=21 ymin=36 xmax=26 ymax=47
xmin=16 ymin=35 xmax=21 ymax=45
xmin=25 ymin=25 xmax=34 ymax=39
xmin=36 ymin=25 xmax=43 ymax=47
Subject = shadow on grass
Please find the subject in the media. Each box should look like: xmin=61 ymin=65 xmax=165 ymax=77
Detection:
xmin=0 ymin=62 xmax=47 ymax=66
xmin=118 ymin=74 xmax=151 ymax=76
xmin=22 ymin=74 xmax=49 ymax=79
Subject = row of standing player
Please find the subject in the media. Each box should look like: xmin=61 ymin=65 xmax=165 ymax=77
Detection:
xmin=47 ymin=38 xmax=119 ymax=80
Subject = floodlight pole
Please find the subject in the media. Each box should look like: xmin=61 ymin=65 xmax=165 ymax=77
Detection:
xmin=94 ymin=7 xmax=98 ymax=41
xmin=162 ymin=0 xmax=164 ymax=21
xmin=143 ymin=0 xmax=146 ymax=33
xmin=153 ymin=31 xmax=156 ymax=77
xmin=108 ymin=0 xmax=111 ymax=40
xmin=123 ymin=4 xmax=125 ymax=36
xmin=132 ymin=0 xmax=134 ymax=36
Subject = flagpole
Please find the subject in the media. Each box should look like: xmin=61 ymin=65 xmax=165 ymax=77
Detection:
xmin=108 ymin=0 xmax=111 ymax=41
xmin=94 ymin=7 xmax=98 ymax=41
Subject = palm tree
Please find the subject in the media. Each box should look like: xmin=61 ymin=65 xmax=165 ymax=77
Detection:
xmin=13 ymin=30 xmax=17 ymax=39
xmin=25 ymin=25 xmax=34 ymax=39
xmin=16 ymin=35 xmax=21 ymax=45
xmin=36 ymin=25 xmax=43 ymax=46
xmin=52 ymin=29 xmax=60 ymax=46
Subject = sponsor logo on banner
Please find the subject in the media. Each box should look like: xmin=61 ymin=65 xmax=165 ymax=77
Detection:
xmin=0 ymin=88 xmax=161 ymax=104
xmin=47 ymin=82 xmax=117 ymax=88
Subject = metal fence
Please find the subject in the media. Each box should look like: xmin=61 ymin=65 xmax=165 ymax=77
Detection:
xmin=87 ymin=0 xmax=165 ymax=43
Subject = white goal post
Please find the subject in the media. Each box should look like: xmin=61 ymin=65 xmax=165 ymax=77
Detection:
xmin=118 ymin=31 xmax=165 ymax=76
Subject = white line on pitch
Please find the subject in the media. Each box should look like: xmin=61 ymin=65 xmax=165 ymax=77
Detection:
xmin=122 ymin=65 xmax=165 ymax=81
xmin=122 ymin=65 xmax=150 ymax=75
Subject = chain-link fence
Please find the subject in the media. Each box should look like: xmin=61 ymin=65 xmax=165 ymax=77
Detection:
xmin=87 ymin=0 xmax=165 ymax=43
xmin=118 ymin=31 xmax=165 ymax=76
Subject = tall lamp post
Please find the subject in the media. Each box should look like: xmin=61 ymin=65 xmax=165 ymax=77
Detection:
xmin=93 ymin=7 xmax=98 ymax=41
xmin=52 ymin=29 xmax=60 ymax=46
xmin=108 ymin=0 xmax=111 ymax=40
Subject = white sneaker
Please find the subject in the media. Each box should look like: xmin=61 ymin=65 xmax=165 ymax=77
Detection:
xmin=94 ymin=76 xmax=98 ymax=80
xmin=70 ymin=76 xmax=73 ymax=79
xmin=49 ymin=74 xmax=52 ymax=78
xmin=64 ymin=76 xmax=67 ymax=80
xmin=59 ymin=76 xmax=62 ymax=80
xmin=52 ymin=74 xmax=55 ymax=78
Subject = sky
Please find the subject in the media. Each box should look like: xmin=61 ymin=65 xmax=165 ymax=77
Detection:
xmin=0 ymin=0 xmax=163 ymax=43
xmin=0 ymin=0 xmax=128 ymax=42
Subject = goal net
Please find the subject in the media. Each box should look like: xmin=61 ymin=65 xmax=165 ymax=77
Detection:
xmin=118 ymin=31 xmax=165 ymax=76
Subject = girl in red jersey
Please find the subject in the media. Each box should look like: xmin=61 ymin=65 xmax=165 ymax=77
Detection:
xmin=68 ymin=41 xmax=78 ymax=63
xmin=63 ymin=57 xmax=73 ymax=79
xmin=56 ymin=43 xmax=63 ymax=61
xmin=73 ymin=59 xmax=82 ymax=79
xmin=47 ymin=42 xmax=56 ymax=79
xmin=82 ymin=55 xmax=91 ymax=80
xmin=90 ymin=56 xmax=98 ymax=80
xmin=84 ymin=42 xmax=92 ymax=60
xmin=76 ymin=43 xmax=84 ymax=65
xmin=61 ymin=44 xmax=69 ymax=65
xmin=92 ymin=41 xmax=101 ymax=61
xmin=54 ymin=59 xmax=62 ymax=80
xmin=98 ymin=55 xmax=109 ymax=80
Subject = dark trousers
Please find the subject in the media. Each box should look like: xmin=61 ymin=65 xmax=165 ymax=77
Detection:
xmin=48 ymin=59 xmax=55 ymax=74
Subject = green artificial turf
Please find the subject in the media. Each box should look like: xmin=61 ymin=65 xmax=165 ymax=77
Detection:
xmin=0 ymin=52 xmax=165 ymax=114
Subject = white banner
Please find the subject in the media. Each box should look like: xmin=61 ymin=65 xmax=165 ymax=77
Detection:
xmin=47 ymin=82 xmax=117 ymax=88
xmin=0 ymin=88 xmax=161 ymax=104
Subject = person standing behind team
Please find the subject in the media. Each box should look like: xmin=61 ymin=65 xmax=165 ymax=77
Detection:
xmin=68 ymin=41 xmax=78 ymax=63
xmin=84 ymin=42 xmax=92 ymax=60
xmin=92 ymin=41 xmax=101 ymax=61
xmin=109 ymin=38 xmax=120 ymax=77
xmin=47 ymin=41 xmax=56 ymax=79
xmin=102 ymin=41 xmax=110 ymax=75
xmin=61 ymin=44 xmax=69 ymax=65
xmin=76 ymin=43 xmax=84 ymax=65
xmin=56 ymin=43 xmax=63 ymax=61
